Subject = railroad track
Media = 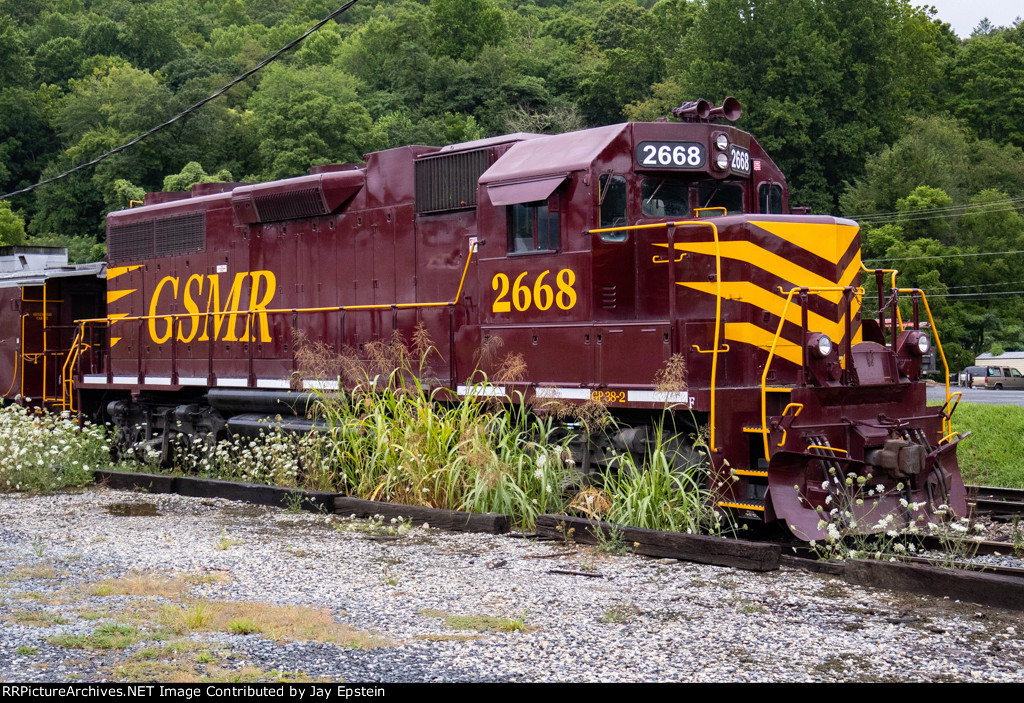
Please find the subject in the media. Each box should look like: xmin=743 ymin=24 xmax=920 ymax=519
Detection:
xmin=968 ymin=484 xmax=1024 ymax=517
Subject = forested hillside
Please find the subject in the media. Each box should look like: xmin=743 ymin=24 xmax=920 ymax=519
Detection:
xmin=0 ymin=0 xmax=1022 ymax=367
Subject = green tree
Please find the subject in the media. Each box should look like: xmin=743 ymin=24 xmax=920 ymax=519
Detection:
xmin=24 ymin=232 xmax=105 ymax=264
xmin=162 ymin=162 xmax=233 ymax=192
xmin=670 ymin=0 xmax=948 ymax=212
xmin=0 ymin=201 xmax=27 ymax=246
xmin=33 ymin=36 xmax=85 ymax=85
xmin=840 ymin=115 xmax=1024 ymax=218
xmin=946 ymin=34 xmax=1024 ymax=148
xmin=896 ymin=185 xmax=953 ymax=242
xmin=246 ymin=64 xmax=371 ymax=179
xmin=0 ymin=86 xmax=58 ymax=195
xmin=429 ymin=0 xmax=507 ymax=62
xmin=104 ymin=178 xmax=145 ymax=212
xmin=0 ymin=14 xmax=31 ymax=87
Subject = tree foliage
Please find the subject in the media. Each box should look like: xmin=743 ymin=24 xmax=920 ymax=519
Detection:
xmin=0 ymin=0 xmax=1020 ymax=362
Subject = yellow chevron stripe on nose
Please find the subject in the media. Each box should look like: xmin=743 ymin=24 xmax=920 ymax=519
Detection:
xmin=748 ymin=221 xmax=859 ymax=264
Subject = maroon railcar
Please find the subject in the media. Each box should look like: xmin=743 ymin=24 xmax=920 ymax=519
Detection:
xmin=0 ymin=247 xmax=105 ymax=410
xmin=25 ymin=101 xmax=965 ymax=539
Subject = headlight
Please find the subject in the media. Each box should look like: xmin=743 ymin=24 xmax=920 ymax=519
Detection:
xmin=715 ymin=153 xmax=729 ymax=170
xmin=715 ymin=134 xmax=729 ymax=150
xmin=814 ymin=334 xmax=833 ymax=358
xmin=911 ymin=332 xmax=930 ymax=356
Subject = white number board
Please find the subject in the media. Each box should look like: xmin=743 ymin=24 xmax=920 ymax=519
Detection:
xmin=635 ymin=141 xmax=706 ymax=170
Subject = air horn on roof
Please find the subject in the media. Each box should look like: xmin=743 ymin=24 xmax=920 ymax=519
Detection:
xmin=672 ymin=97 xmax=742 ymax=123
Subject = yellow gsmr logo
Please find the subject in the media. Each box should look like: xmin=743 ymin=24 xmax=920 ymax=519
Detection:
xmin=144 ymin=270 xmax=277 ymax=344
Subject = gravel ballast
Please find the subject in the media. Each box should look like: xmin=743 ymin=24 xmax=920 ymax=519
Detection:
xmin=1 ymin=487 xmax=1023 ymax=683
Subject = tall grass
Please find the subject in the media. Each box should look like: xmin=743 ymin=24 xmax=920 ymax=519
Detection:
xmin=297 ymin=333 xmax=721 ymax=532
xmin=311 ymin=373 xmax=577 ymax=530
xmin=604 ymin=434 xmax=716 ymax=533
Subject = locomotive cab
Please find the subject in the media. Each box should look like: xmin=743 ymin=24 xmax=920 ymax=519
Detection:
xmin=472 ymin=101 xmax=965 ymax=540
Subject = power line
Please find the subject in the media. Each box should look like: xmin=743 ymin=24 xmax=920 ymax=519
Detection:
xmin=0 ymin=0 xmax=359 ymax=202
xmin=927 ymin=290 xmax=1024 ymax=299
xmin=943 ymin=279 xmax=1024 ymax=291
xmin=865 ymin=248 xmax=1024 ymax=263
xmin=851 ymin=195 xmax=1024 ymax=222
xmin=858 ymin=203 xmax=1024 ymax=225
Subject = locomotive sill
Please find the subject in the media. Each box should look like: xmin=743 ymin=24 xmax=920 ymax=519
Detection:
xmin=505 ymin=249 xmax=559 ymax=258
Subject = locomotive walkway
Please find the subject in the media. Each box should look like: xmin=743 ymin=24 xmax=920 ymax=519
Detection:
xmin=2 ymin=488 xmax=1023 ymax=683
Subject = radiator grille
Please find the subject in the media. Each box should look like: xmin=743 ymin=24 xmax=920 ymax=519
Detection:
xmin=108 ymin=212 xmax=206 ymax=262
xmin=107 ymin=221 xmax=154 ymax=262
xmin=415 ymin=149 xmax=490 ymax=214
xmin=253 ymin=187 xmax=326 ymax=221
xmin=154 ymin=212 xmax=205 ymax=257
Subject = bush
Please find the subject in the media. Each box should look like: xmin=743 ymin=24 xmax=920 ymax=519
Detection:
xmin=0 ymin=404 xmax=107 ymax=493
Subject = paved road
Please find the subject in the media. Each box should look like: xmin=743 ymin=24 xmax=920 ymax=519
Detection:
xmin=927 ymin=384 xmax=1024 ymax=406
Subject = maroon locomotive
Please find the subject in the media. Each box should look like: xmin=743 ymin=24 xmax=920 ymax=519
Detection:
xmin=0 ymin=99 xmax=967 ymax=540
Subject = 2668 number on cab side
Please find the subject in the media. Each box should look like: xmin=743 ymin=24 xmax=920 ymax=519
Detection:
xmin=492 ymin=269 xmax=577 ymax=313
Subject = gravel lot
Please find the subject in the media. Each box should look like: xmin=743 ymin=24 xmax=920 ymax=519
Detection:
xmin=1 ymin=487 xmax=1023 ymax=683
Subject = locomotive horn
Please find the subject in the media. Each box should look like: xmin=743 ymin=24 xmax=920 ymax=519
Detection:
xmin=672 ymin=99 xmax=711 ymax=122
xmin=708 ymin=96 xmax=742 ymax=122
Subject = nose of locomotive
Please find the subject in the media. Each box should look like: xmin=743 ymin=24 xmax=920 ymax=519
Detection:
xmin=764 ymin=433 xmax=969 ymax=542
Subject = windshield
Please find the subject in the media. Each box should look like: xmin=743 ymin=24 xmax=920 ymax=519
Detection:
xmin=641 ymin=178 xmax=690 ymax=217
xmin=696 ymin=180 xmax=745 ymax=214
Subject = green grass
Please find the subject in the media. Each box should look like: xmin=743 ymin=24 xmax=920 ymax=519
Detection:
xmin=48 ymin=624 xmax=142 ymax=650
xmin=951 ymin=403 xmax=1024 ymax=487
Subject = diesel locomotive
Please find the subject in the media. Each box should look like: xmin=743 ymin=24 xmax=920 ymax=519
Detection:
xmin=0 ymin=98 xmax=967 ymax=540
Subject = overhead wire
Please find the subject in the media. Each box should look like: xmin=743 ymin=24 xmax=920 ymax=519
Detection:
xmin=850 ymin=195 xmax=1024 ymax=222
xmin=864 ymin=248 xmax=1024 ymax=263
xmin=0 ymin=0 xmax=360 ymax=203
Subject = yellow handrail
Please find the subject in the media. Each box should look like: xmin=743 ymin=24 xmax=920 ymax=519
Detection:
xmin=861 ymin=263 xmax=903 ymax=333
xmin=776 ymin=403 xmax=804 ymax=446
xmin=896 ymin=288 xmax=954 ymax=437
xmin=759 ymin=285 xmax=864 ymax=461
xmin=63 ymin=244 xmax=478 ymax=405
xmin=586 ymin=219 xmax=724 ymax=451
xmin=60 ymin=324 xmax=88 ymax=413
xmin=76 ymin=245 xmax=476 ymax=327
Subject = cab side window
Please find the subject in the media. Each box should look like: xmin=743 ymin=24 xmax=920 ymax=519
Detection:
xmin=758 ymin=183 xmax=783 ymax=214
xmin=509 ymin=197 xmax=560 ymax=253
xmin=599 ymin=175 xmax=627 ymax=228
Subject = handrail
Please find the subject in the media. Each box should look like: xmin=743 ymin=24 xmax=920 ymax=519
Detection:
xmin=860 ymin=262 xmax=904 ymax=335
xmin=64 ymin=244 xmax=477 ymax=404
xmin=2 ymin=322 xmax=19 ymax=397
xmin=897 ymin=287 xmax=954 ymax=437
xmin=585 ymin=219 xmax=724 ymax=452
xmin=76 ymin=245 xmax=476 ymax=327
xmin=60 ymin=325 xmax=88 ymax=413
xmin=759 ymin=285 xmax=863 ymax=462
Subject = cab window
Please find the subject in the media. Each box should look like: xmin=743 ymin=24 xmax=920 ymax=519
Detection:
xmin=758 ymin=183 xmax=783 ymax=214
xmin=599 ymin=174 xmax=627 ymax=228
xmin=598 ymin=174 xmax=627 ymax=242
xmin=696 ymin=181 xmax=744 ymax=214
xmin=641 ymin=178 xmax=690 ymax=217
xmin=509 ymin=198 xmax=560 ymax=253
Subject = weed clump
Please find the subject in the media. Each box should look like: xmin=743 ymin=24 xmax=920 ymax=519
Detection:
xmin=0 ymin=404 xmax=108 ymax=493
